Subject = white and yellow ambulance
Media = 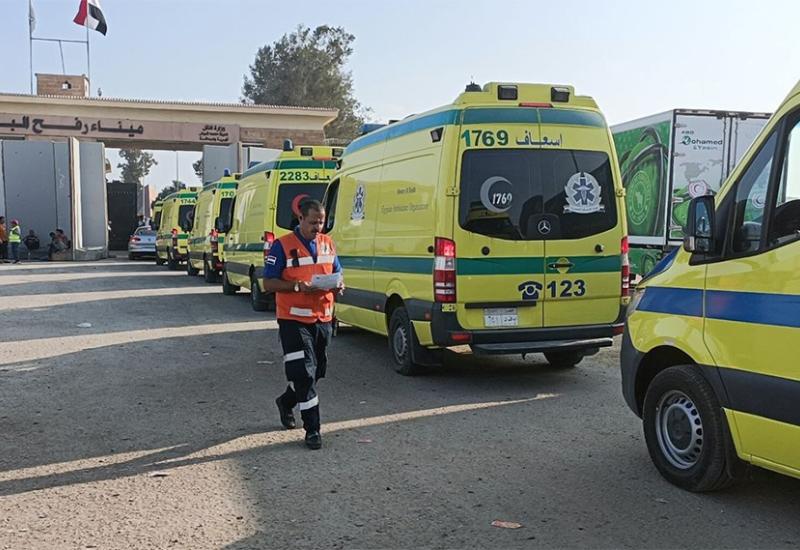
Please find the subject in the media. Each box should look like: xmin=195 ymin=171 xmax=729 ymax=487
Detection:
xmin=155 ymin=188 xmax=199 ymax=270
xmin=186 ymin=173 xmax=239 ymax=282
xmin=622 ymin=80 xmax=800 ymax=491
xmin=222 ymin=143 xmax=341 ymax=310
xmin=322 ymin=82 xmax=628 ymax=374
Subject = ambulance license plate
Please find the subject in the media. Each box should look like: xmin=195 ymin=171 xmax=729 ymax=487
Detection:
xmin=483 ymin=308 xmax=518 ymax=327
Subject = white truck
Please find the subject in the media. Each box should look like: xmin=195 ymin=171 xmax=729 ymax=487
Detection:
xmin=612 ymin=109 xmax=770 ymax=276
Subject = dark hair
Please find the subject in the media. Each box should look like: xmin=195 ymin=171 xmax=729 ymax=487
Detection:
xmin=49 ymin=232 xmax=56 ymax=237
xmin=299 ymin=199 xmax=324 ymax=217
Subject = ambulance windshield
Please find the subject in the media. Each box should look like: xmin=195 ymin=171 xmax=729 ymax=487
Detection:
xmin=459 ymin=149 xmax=617 ymax=240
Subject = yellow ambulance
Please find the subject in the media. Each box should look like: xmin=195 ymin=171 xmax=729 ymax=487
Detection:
xmin=186 ymin=173 xmax=239 ymax=282
xmin=222 ymin=142 xmax=341 ymax=310
xmin=323 ymin=82 xmax=628 ymax=374
xmin=621 ymin=80 xmax=800 ymax=491
xmin=155 ymin=188 xmax=199 ymax=270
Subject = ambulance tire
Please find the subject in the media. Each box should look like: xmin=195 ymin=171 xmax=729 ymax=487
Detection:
xmin=221 ymin=269 xmax=239 ymax=295
xmin=642 ymin=365 xmax=742 ymax=492
xmin=388 ymin=307 xmax=424 ymax=376
xmin=203 ymin=258 xmax=219 ymax=283
xmin=155 ymin=253 xmax=165 ymax=266
xmin=250 ymin=277 xmax=269 ymax=312
xmin=544 ymin=351 xmax=584 ymax=368
xmin=167 ymin=250 xmax=179 ymax=271
xmin=187 ymin=258 xmax=200 ymax=276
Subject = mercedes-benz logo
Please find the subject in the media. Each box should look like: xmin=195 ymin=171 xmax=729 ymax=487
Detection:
xmin=537 ymin=220 xmax=552 ymax=234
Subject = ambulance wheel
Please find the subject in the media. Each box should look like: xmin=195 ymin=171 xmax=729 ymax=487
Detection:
xmin=642 ymin=365 xmax=742 ymax=492
xmin=203 ymin=258 xmax=219 ymax=283
xmin=222 ymin=268 xmax=239 ymax=295
xmin=544 ymin=351 xmax=584 ymax=368
xmin=167 ymin=251 xmax=179 ymax=271
xmin=187 ymin=258 xmax=199 ymax=276
xmin=250 ymin=277 xmax=269 ymax=312
xmin=388 ymin=307 xmax=423 ymax=376
xmin=155 ymin=254 xmax=165 ymax=266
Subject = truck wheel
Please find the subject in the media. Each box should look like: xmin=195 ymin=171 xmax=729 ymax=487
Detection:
xmin=203 ymin=258 xmax=218 ymax=283
xmin=250 ymin=276 xmax=269 ymax=312
xmin=167 ymin=250 xmax=178 ymax=271
xmin=544 ymin=351 xmax=584 ymax=368
xmin=221 ymin=268 xmax=239 ymax=295
xmin=187 ymin=257 xmax=199 ymax=276
xmin=642 ymin=365 xmax=742 ymax=492
xmin=388 ymin=307 xmax=423 ymax=376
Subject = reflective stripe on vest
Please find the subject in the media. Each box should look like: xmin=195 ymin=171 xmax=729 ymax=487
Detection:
xmin=275 ymin=231 xmax=336 ymax=323
xmin=9 ymin=227 xmax=20 ymax=243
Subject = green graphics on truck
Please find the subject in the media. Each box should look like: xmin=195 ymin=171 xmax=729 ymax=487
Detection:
xmin=612 ymin=116 xmax=671 ymax=240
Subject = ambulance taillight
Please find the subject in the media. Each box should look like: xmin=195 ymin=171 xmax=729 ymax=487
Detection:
xmin=621 ymin=236 xmax=630 ymax=299
xmin=171 ymin=228 xmax=178 ymax=250
xmin=434 ymin=237 xmax=456 ymax=303
xmin=263 ymin=231 xmax=275 ymax=260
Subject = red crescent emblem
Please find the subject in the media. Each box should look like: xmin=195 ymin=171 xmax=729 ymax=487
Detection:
xmin=291 ymin=193 xmax=310 ymax=216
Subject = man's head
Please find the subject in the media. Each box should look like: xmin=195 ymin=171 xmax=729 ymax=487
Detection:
xmin=49 ymin=232 xmax=56 ymax=238
xmin=297 ymin=200 xmax=325 ymax=240
xmin=56 ymin=229 xmax=64 ymax=236
xmin=28 ymin=229 xmax=35 ymax=235
xmin=0 ymin=217 xmax=5 ymax=224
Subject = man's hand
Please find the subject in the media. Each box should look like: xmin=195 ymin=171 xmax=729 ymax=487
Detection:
xmin=298 ymin=281 xmax=315 ymax=293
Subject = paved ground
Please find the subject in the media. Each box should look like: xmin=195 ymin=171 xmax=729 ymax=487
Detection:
xmin=0 ymin=258 xmax=798 ymax=549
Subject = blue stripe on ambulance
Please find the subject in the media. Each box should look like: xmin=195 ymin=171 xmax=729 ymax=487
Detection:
xmin=638 ymin=286 xmax=800 ymax=328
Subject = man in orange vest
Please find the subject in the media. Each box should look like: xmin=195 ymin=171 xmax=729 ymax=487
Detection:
xmin=263 ymin=199 xmax=344 ymax=450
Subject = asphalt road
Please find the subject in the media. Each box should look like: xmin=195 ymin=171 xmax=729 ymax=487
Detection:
xmin=0 ymin=258 xmax=798 ymax=549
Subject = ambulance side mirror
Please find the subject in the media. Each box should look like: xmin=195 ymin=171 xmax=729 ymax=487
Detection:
xmin=684 ymin=196 xmax=715 ymax=254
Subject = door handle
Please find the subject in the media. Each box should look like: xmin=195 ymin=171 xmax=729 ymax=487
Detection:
xmin=548 ymin=261 xmax=574 ymax=270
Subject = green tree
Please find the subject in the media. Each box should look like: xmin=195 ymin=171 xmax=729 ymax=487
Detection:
xmin=242 ymin=25 xmax=368 ymax=142
xmin=118 ymin=149 xmax=157 ymax=185
xmin=152 ymin=180 xmax=186 ymax=206
xmin=192 ymin=159 xmax=203 ymax=182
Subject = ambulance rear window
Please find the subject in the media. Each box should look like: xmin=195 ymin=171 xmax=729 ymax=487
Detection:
xmin=276 ymin=183 xmax=328 ymax=230
xmin=459 ymin=149 xmax=617 ymax=240
xmin=178 ymin=205 xmax=195 ymax=231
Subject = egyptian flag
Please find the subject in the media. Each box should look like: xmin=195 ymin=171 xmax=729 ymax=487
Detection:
xmin=73 ymin=0 xmax=107 ymax=35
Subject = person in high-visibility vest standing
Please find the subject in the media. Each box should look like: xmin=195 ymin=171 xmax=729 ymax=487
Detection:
xmin=263 ymin=199 xmax=344 ymax=450
xmin=8 ymin=219 xmax=21 ymax=264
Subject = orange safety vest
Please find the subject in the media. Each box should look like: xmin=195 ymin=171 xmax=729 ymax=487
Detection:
xmin=275 ymin=231 xmax=336 ymax=323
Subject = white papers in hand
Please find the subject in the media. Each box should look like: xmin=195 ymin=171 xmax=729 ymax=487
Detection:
xmin=310 ymin=272 xmax=343 ymax=290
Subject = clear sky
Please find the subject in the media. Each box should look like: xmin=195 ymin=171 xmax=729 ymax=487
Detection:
xmin=2 ymin=0 xmax=799 ymax=191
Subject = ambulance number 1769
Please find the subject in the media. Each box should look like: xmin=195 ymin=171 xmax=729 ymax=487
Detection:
xmin=460 ymin=129 xmax=509 ymax=147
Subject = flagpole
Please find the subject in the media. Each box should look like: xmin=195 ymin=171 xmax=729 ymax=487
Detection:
xmin=86 ymin=23 xmax=91 ymax=96
xmin=28 ymin=0 xmax=33 ymax=94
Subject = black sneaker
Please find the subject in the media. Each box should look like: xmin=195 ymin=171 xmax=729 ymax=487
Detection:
xmin=275 ymin=396 xmax=296 ymax=429
xmin=305 ymin=431 xmax=322 ymax=450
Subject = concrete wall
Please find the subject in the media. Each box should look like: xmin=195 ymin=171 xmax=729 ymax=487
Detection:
xmin=78 ymin=142 xmax=107 ymax=251
xmin=0 ymin=139 xmax=108 ymax=260
xmin=1 ymin=140 xmax=65 ymax=251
